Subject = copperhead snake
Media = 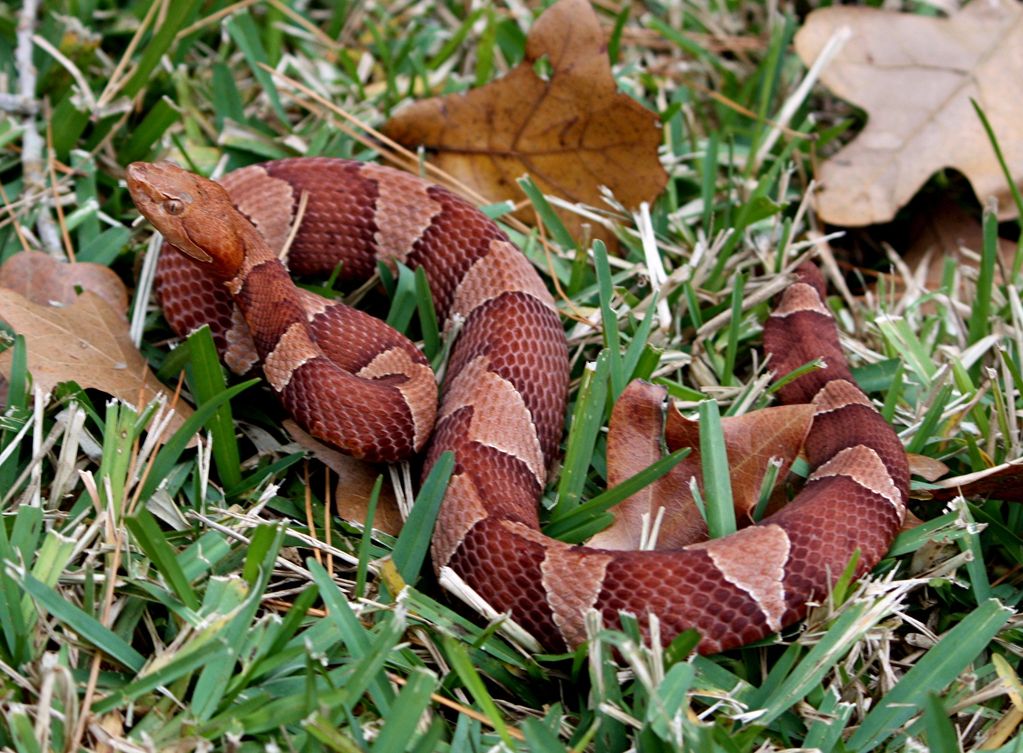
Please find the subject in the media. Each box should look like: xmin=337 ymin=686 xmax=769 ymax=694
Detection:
xmin=126 ymin=158 xmax=909 ymax=654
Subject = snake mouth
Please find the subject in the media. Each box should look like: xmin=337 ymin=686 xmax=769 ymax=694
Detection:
xmin=126 ymin=162 xmax=214 ymax=264
xmin=125 ymin=162 xmax=161 ymax=207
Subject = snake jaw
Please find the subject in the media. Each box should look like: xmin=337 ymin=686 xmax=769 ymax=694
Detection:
xmin=126 ymin=162 xmax=215 ymax=263
xmin=126 ymin=161 xmax=250 ymax=278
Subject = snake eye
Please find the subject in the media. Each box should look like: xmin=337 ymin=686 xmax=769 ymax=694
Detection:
xmin=164 ymin=199 xmax=185 ymax=216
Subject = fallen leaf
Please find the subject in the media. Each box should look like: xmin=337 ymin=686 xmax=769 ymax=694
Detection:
xmin=589 ymin=381 xmax=814 ymax=550
xmin=924 ymin=458 xmax=1023 ymax=502
xmin=795 ymin=1 xmax=1023 ymax=226
xmin=0 ymin=289 xmax=191 ymax=433
xmin=907 ymin=452 xmax=950 ymax=483
xmin=0 ymin=250 xmax=129 ymax=312
xmin=910 ymin=536 xmax=957 ymax=575
xmin=381 ymin=0 xmax=667 ymax=246
xmin=93 ymin=710 xmax=125 ymax=753
xmin=592 ymin=381 xmax=689 ymax=549
xmin=284 ymin=420 xmax=403 ymax=535
xmin=904 ymin=198 xmax=1017 ymax=290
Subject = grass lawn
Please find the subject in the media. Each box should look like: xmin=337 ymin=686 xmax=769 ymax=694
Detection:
xmin=1 ymin=1 xmax=1022 ymax=751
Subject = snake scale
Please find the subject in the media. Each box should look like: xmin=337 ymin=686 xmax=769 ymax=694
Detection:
xmin=127 ymin=157 xmax=908 ymax=654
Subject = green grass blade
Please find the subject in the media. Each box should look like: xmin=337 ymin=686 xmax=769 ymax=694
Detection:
xmin=971 ymin=99 xmax=1023 ymax=219
xmin=391 ymin=452 xmax=453 ymax=584
xmin=554 ymin=351 xmax=610 ymax=516
xmin=305 ymin=714 xmax=363 ymax=752
xmin=848 ymin=599 xmax=1011 ymax=751
xmin=414 ymin=266 xmax=441 ymax=360
xmin=904 ymin=384 xmax=952 ymax=455
xmin=751 ymin=592 xmax=903 ymax=727
xmin=517 ymin=175 xmax=577 ymax=251
xmin=226 ymin=13 xmax=288 ymax=123
xmin=6 ymin=705 xmax=41 ymax=753
xmin=97 ymin=401 xmax=137 ymax=516
xmin=698 ymin=400 xmax=735 ymax=538
xmin=442 ymin=635 xmax=517 ymax=749
xmin=0 ymin=333 xmax=29 ymax=498
xmin=955 ymin=500 xmax=993 ymax=609
xmin=140 ymin=379 xmax=259 ymax=500
xmin=19 ymin=573 xmax=145 ymax=672
xmin=355 ymin=476 xmax=384 ymax=599
xmin=622 ymin=299 xmax=659 ymax=382
xmin=0 ymin=514 xmax=31 ymax=662
xmin=647 ymin=662 xmax=694 ymax=744
xmin=308 ymin=559 xmax=395 ymax=713
xmin=91 ymin=639 xmax=226 ymax=714
xmin=544 ymin=447 xmax=688 ymax=542
xmin=211 ymin=62 xmax=246 ymax=129
xmin=182 ymin=326 xmax=243 ymax=491
xmin=385 ymin=262 xmax=419 ymax=333
xmin=118 ymin=96 xmax=179 ymax=164
xmin=120 ymin=0 xmax=201 ymax=100
xmin=70 ymin=150 xmax=100 ymax=245
xmin=77 ymin=226 xmax=130 ymax=266
xmin=225 ymin=452 xmax=305 ymax=497
xmin=370 ymin=668 xmax=438 ymax=753
xmin=967 ymin=206 xmax=998 ymax=347
xmin=922 ymin=692 xmax=960 ymax=753
xmin=721 ymin=271 xmax=745 ymax=386
xmin=594 ymin=240 xmax=626 ymax=398
xmin=803 ymin=689 xmax=854 ymax=752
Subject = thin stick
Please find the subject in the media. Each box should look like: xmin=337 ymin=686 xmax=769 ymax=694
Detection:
xmin=45 ymin=110 xmax=76 ymax=262
xmin=386 ymin=672 xmax=527 ymax=742
xmin=16 ymin=0 xmax=60 ymax=255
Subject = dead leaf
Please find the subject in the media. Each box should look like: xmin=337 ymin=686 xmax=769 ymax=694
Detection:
xmin=92 ymin=710 xmax=125 ymax=753
xmin=590 ymin=382 xmax=814 ymax=550
xmin=0 ymin=289 xmax=191 ymax=433
xmin=795 ymin=1 xmax=1023 ymax=226
xmin=906 ymin=452 xmax=950 ymax=483
xmin=592 ymin=381 xmax=690 ymax=549
xmin=284 ymin=420 xmax=403 ymax=535
xmin=910 ymin=535 xmax=957 ymax=575
xmin=381 ymin=0 xmax=667 ymax=246
xmin=0 ymin=250 xmax=128 ymax=312
xmin=904 ymin=198 xmax=1017 ymax=290
xmin=925 ymin=458 xmax=1023 ymax=502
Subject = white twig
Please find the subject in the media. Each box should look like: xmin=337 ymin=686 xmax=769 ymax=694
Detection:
xmin=32 ymin=33 xmax=97 ymax=111
xmin=752 ymin=25 xmax=852 ymax=172
xmin=636 ymin=202 xmax=671 ymax=332
xmin=16 ymin=0 xmax=61 ymax=256
xmin=130 ymin=233 xmax=163 ymax=346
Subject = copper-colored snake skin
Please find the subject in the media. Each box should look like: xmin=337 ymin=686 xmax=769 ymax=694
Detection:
xmin=127 ymin=157 xmax=908 ymax=654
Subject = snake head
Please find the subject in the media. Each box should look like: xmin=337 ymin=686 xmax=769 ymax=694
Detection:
xmin=126 ymin=161 xmax=245 ymax=279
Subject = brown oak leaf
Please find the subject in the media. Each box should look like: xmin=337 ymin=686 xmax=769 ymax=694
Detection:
xmin=0 ymin=251 xmax=129 ymax=312
xmin=904 ymin=198 xmax=1017 ymax=289
xmin=925 ymin=459 xmax=1023 ymax=502
xmin=906 ymin=452 xmax=949 ymax=484
xmin=284 ymin=420 xmax=403 ymax=535
xmin=795 ymin=0 xmax=1023 ymax=226
xmin=0 ymin=289 xmax=191 ymax=433
xmin=589 ymin=381 xmax=814 ymax=550
xmin=381 ymin=0 xmax=667 ymax=245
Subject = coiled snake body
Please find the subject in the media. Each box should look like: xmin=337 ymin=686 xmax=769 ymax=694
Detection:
xmin=127 ymin=158 xmax=908 ymax=654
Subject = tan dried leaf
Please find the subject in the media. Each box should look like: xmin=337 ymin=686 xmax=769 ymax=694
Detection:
xmin=0 ymin=250 xmax=129 ymax=312
xmin=591 ymin=381 xmax=814 ymax=550
xmin=906 ymin=451 xmax=949 ymax=483
xmin=284 ymin=420 xmax=403 ymax=535
xmin=926 ymin=458 xmax=1023 ymax=502
xmin=0 ymin=289 xmax=191 ymax=433
xmin=381 ymin=0 xmax=667 ymax=245
xmin=904 ymin=198 xmax=1017 ymax=290
xmin=795 ymin=1 xmax=1023 ymax=226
